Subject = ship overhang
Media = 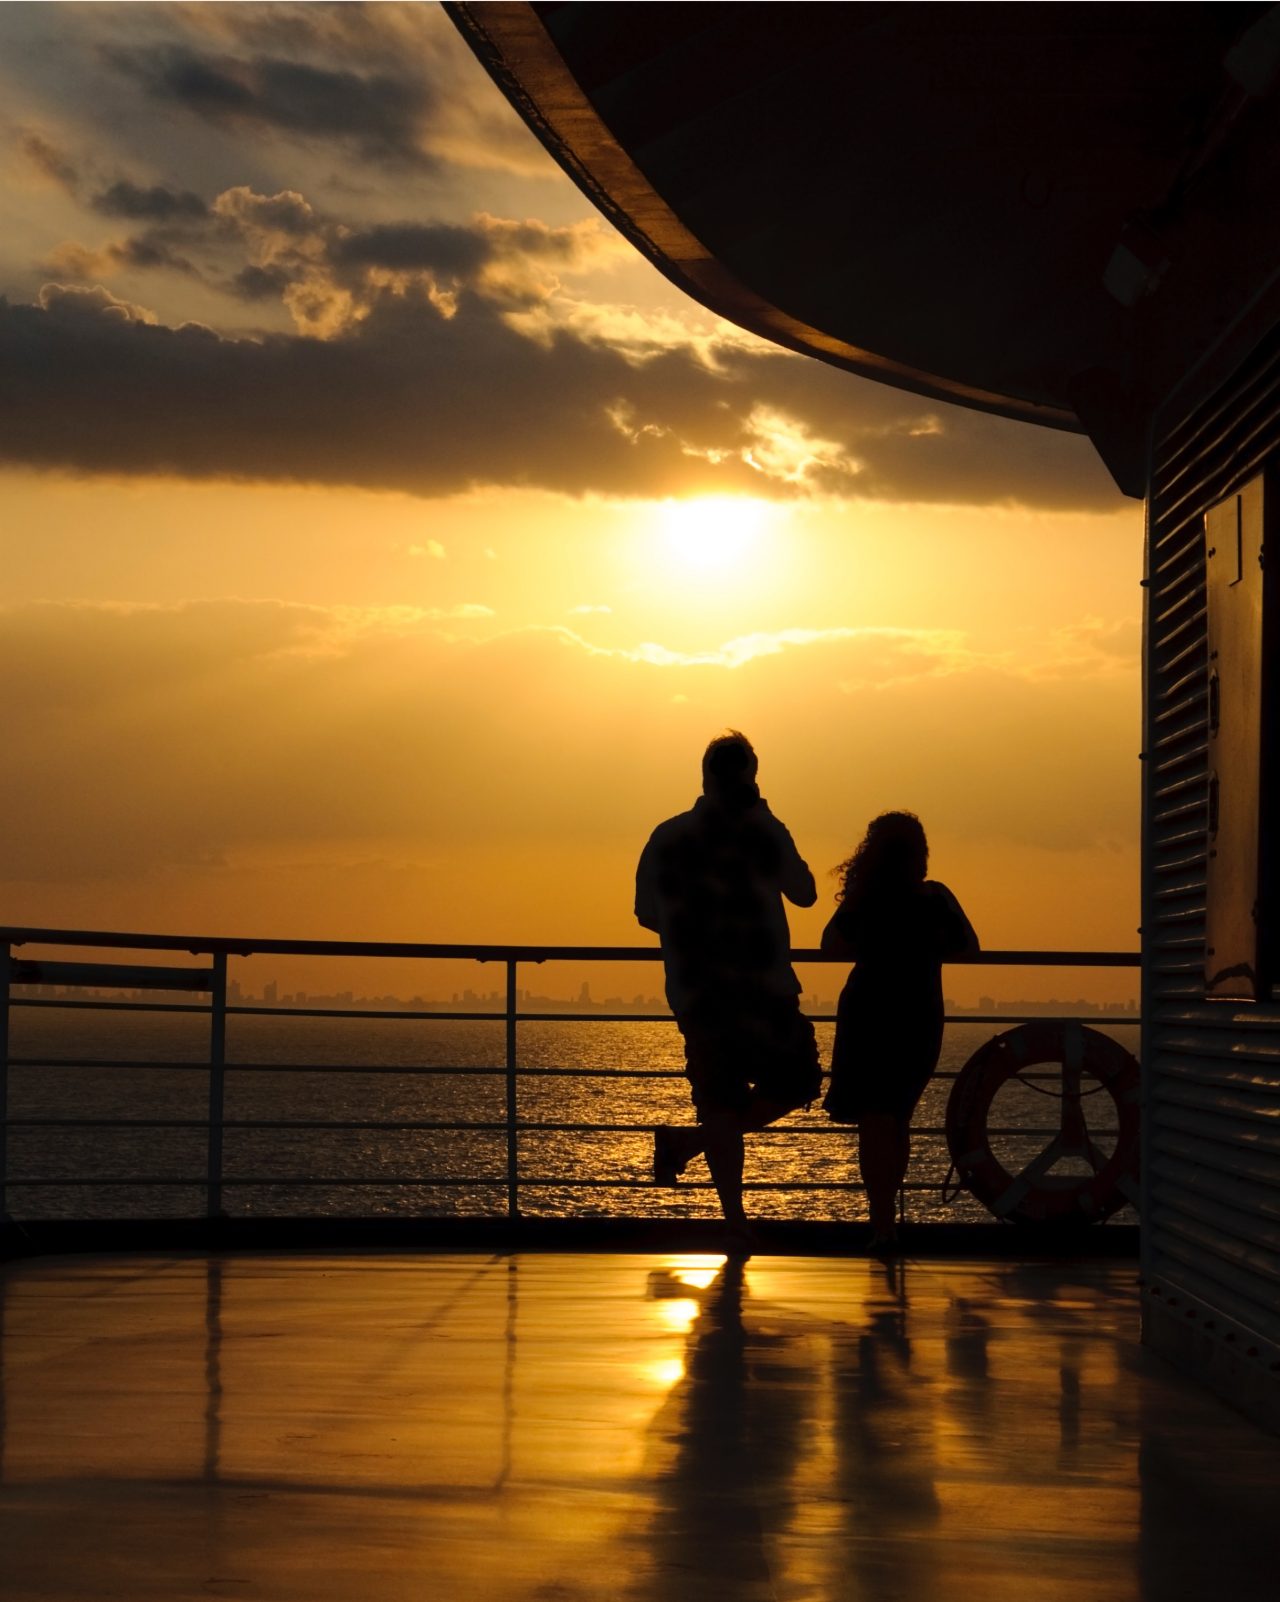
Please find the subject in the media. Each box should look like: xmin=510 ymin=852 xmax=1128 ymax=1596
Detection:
xmin=449 ymin=2 xmax=1280 ymax=495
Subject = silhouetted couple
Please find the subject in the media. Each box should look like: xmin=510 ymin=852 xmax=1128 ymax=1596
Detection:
xmin=635 ymin=731 xmax=978 ymax=1255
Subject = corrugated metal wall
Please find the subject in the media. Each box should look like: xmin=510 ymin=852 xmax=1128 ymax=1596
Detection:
xmin=1143 ymin=327 xmax=1280 ymax=1424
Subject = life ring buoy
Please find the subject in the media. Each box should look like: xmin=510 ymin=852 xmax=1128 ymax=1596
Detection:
xmin=944 ymin=1022 xmax=1140 ymax=1226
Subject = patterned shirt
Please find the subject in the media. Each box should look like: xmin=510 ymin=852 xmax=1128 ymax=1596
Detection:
xmin=635 ymin=796 xmax=816 ymax=1017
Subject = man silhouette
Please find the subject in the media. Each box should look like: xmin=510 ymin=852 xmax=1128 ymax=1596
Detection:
xmin=635 ymin=731 xmax=820 ymax=1246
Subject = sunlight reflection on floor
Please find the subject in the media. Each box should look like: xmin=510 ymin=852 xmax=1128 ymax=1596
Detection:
xmin=1 ymin=1251 xmax=1277 ymax=1601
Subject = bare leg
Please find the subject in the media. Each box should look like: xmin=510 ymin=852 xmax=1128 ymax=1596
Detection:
xmin=858 ymin=1113 xmax=909 ymax=1240
xmin=896 ymin=1121 xmax=911 ymax=1201
xmin=707 ymin=1096 xmax=798 ymax=1241
xmin=701 ymin=1109 xmax=748 ymax=1232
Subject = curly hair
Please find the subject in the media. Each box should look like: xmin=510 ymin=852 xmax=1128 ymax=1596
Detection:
xmin=834 ymin=811 xmax=928 ymax=905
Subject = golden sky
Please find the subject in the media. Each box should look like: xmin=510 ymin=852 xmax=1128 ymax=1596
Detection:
xmin=0 ymin=3 xmax=1141 ymax=1002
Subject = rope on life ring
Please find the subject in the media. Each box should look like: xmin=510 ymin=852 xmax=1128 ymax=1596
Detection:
xmin=944 ymin=1021 xmax=1140 ymax=1226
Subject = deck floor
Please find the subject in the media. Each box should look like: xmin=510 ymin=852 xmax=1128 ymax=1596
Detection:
xmin=2 ymin=1250 xmax=1278 ymax=1601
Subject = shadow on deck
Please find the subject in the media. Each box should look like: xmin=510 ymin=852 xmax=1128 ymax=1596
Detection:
xmin=2 ymin=1249 xmax=1278 ymax=1601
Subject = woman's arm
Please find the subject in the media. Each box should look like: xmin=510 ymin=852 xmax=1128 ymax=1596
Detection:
xmin=820 ymin=906 xmax=859 ymax=960
xmin=928 ymin=881 xmax=979 ymax=958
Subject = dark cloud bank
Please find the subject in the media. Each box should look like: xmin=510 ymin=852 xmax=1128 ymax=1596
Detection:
xmin=92 ymin=180 xmax=210 ymax=221
xmin=0 ymin=282 xmax=1121 ymax=509
xmin=105 ymin=40 xmax=438 ymax=169
xmin=3 ymin=0 xmax=1124 ymax=510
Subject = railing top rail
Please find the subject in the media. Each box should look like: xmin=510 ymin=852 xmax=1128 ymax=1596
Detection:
xmin=0 ymin=926 xmax=1140 ymax=966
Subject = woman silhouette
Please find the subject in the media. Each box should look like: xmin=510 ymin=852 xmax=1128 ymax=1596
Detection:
xmin=821 ymin=812 xmax=978 ymax=1253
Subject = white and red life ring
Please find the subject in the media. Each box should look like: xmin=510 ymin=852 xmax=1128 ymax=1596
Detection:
xmin=944 ymin=1022 xmax=1140 ymax=1225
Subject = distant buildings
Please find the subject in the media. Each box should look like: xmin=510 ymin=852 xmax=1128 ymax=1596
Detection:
xmin=11 ymin=977 xmax=1138 ymax=1018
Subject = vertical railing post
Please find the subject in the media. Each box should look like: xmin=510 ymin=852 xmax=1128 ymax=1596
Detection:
xmin=207 ymin=952 xmax=227 ymax=1219
xmin=506 ymin=958 xmax=519 ymax=1221
xmin=0 ymin=943 xmax=10 ymax=1223
xmin=1060 ymin=1017 xmax=1086 ymax=1154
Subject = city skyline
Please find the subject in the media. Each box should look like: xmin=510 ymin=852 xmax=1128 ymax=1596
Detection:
xmin=14 ymin=974 xmax=1141 ymax=1018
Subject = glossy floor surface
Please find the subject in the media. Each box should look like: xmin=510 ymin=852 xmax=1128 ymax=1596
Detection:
xmin=2 ymin=1251 xmax=1278 ymax=1601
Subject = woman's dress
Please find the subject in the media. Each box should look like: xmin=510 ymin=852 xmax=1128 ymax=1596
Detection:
xmin=823 ymin=880 xmax=971 ymax=1123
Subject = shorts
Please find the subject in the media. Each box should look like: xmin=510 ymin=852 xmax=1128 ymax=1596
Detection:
xmin=678 ymin=994 xmax=821 ymax=1120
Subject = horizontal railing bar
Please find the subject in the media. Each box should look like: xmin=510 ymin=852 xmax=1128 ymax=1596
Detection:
xmin=7 ymin=1059 xmax=211 ymax=1069
xmin=514 ymin=1012 xmax=1138 ymax=1026
xmin=4 ymin=1061 xmax=687 ymax=1078
xmin=3 ymin=1057 xmax=1124 ymax=1084
xmin=4 ymin=1178 xmax=1135 ymax=1200
xmin=227 ymin=1007 xmax=508 ymax=1022
xmin=1 ymin=925 xmax=1140 ymax=965
xmin=0 ymin=1175 xmax=960 ymax=1192
xmin=3 ymin=1117 xmax=1107 ymax=1137
xmin=7 ymin=1118 xmax=506 ymax=1131
xmin=3 ymin=1177 xmax=507 ymax=1188
xmin=6 ymin=1059 xmax=514 ymax=1075
xmin=7 ymin=998 xmax=1142 ymax=1026
xmin=513 ymin=1179 xmax=976 ymax=1191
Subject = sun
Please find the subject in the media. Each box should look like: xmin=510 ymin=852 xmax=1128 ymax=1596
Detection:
xmin=659 ymin=496 xmax=774 ymax=570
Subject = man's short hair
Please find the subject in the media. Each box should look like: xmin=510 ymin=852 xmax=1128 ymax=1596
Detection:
xmin=702 ymin=730 xmax=758 ymax=787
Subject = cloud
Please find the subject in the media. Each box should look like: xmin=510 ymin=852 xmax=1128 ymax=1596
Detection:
xmin=0 ymin=270 xmax=1120 ymax=508
xmin=91 ymin=180 xmax=209 ymax=221
xmin=106 ymin=1 xmax=557 ymax=176
xmin=0 ymin=600 xmax=1135 ymax=884
xmin=44 ymin=235 xmax=202 ymax=282
xmin=19 ymin=130 xmax=79 ymax=191
xmin=34 ymin=281 xmax=159 ymax=326
xmin=409 ymin=540 xmax=447 ymax=559
xmin=199 ymin=193 xmax=621 ymax=330
xmin=569 ymin=604 xmax=612 ymax=615
xmin=106 ymin=42 xmax=439 ymax=170
xmin=328 ymin=214 xmax=618 ymax=292
xmin=214 ymin=184 xmax=317 ymax=238
xmin=1025 ymin=616 xmax=1142 ymax=680
xmin=333 ymin=221 xmax=492 ymax=276
xmin=232 ymin=262 xmax=294 ymax=302
xmin=613 ymin=626 xmax=978 ymax=676
xmin=41 ymin=185 xmax=615 ymax=334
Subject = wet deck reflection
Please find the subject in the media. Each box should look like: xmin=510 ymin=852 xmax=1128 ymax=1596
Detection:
xmin=1 ymin=1251 xmax=1277 ymax=1599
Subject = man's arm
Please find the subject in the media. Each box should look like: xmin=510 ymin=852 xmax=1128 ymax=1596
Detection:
xmin=764 ymin=807 xmax=817 ymax=907
xmin=634 ymin=834 xmax=662 ymax=932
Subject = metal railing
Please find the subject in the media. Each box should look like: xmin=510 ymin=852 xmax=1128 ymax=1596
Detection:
xmin=0 ymin=927 xmax=1140 ymax=1224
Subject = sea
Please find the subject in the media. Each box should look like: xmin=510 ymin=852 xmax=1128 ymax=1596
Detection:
xmin=4 ymin=1008 xmax=1140 ymax=1227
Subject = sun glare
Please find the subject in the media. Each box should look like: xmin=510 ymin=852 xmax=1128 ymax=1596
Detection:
xmin=660 ymin=496 xmax=774 ymax=571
